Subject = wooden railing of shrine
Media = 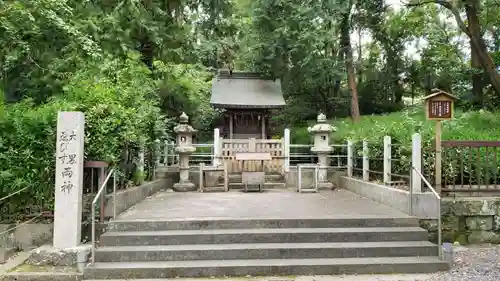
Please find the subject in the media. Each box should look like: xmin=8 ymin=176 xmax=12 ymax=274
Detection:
xmin=220 ymin=138 xmax=285 ymax=174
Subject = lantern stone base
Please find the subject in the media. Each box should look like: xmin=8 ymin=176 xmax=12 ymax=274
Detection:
xmin=318 ymin=181 xmax=335 ymax=190
xmin=173 ymin=181 xmax=196 ymax=192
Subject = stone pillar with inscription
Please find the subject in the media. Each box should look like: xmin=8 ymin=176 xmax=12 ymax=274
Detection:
xmin=54 ymin=112 xmax=85 ymax=249
xmin=173 ymin=112 xmax=197 ymax=192
xmin=308 ymin=113 xmax=336 ymax=189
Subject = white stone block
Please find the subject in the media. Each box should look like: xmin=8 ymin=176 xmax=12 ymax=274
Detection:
xmin=53 ymin=112 xmax=85 ymax=249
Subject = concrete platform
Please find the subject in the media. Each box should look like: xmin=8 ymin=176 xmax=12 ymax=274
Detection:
xmin=117 ymin=189 xmax=412 ymax=221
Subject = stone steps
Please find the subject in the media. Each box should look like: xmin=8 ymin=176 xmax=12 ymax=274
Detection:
xmin=99 ymin=227 xmax=429 ymax=246
xmin=85 ymin=257 xmax=449 ymax=279
xmin=94 ymin=241 xmax=438 ymax=262
xmin=85 ymin=217 xmax=449 ymax=278
xmin=106 ymin=217 xmax=420 ymax=231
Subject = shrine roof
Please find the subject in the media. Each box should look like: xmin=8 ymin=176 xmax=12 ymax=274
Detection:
xmin=210 ymin=70 xmax=286 ymax=109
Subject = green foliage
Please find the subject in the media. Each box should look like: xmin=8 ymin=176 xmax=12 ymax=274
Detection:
xmin=329 ymin=108 xmax=500 ymax=187
xmin=154 ymin=62 xmax=216 ymax=140
xmin=0 ymin=54 xmax=169 ymax=221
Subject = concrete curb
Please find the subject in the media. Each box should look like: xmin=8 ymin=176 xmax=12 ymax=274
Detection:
xmin=1 ymin=272 xmax=83 ymax=281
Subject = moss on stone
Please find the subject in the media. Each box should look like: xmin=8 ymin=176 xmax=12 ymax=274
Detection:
xmin=9 ymin=263 xmax=78 ymax=273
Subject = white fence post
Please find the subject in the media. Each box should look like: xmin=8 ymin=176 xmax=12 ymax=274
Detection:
xmin=412 ymin=133 xmax=422 ymax=193
xmin=347 ymin=140 xmax=353 ymax=177
xmin=172 ymin=140 xmax=178 ymax=165
xmin=383 ymin=136 xmax=391 ymax=184
xmin=163 ymin=140 xmax=169 ymax=165
xmin=284 ymin=128 xmax=290 ymax=173
xmin=213 ymin=128 xmax=220 ymax=166
xmin=154 ymin=139 xmax=160 ymax=167
xmin=363 ymin=140 xmax=369 ymax=181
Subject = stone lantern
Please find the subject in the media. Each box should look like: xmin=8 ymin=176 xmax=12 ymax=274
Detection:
xmin=308 ymin=113 xmax=336 ymax=189
xmin=173 ymin=112 xmax=197 ymax=192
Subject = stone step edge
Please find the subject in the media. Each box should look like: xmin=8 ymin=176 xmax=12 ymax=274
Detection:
xmin=95 ymin=241 xmax=437 ymax=252
xmin=107 ymin=217 xmax=419 ymax=224
xmin=101 ymin=226 xmax=427 ymax=237
xmin=84 ymin=258 xmax=450 ymax=279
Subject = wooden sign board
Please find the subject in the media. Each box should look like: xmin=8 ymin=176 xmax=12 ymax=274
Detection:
xmin=235 ymin=152 xmax=272 ymax=161
xmin=423 ymin=89 xmax=458 ymax=121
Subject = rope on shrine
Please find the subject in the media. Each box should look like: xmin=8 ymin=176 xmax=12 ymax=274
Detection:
xmin=0 ymin=186 xmax=29 ymax=202
xmin=0 ymin=211 xmax=52 ymax=236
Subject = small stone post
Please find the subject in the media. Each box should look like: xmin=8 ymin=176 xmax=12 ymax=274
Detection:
xmin=284 ymin=128 xmax=291 ymax=173
xmin=412 ymin=133 xmax=422 ymax=193
xmin=347 ymin=140 xmax=353 ymax=177
xmin=173 ymin=112 xmax=197 ymax=192
xmin=54 ymin=112 xmax=85 ymax=249
xmin=383 ymin=136 xmax=391 ymax=184
xmin=213 ymin=128 xmax=221 ymax=166
xmin=163 ymin=140 xmax=169 ymax=165
xmin=308 ymin=113 xmax=336 ymax=189
xmin=135 ymin=139 xmax=145 ymax=185
xmin=362 ymin=140 xmax=369 ymax=181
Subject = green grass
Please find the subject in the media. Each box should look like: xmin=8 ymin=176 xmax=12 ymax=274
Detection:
xmin=291 ymin=108 xmax=500 ymax=186
xmin=292 ymin=107 xmax=500 ymax=145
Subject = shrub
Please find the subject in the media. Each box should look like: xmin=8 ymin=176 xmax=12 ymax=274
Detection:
xmin=0 ymin=54 xmax=169 ymax=221
xmin=329 ymin=108 xmax=500 ymax=187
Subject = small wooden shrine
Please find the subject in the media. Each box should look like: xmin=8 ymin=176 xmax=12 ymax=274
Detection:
xmin=210 ymin=70 xmax=286 ymax=139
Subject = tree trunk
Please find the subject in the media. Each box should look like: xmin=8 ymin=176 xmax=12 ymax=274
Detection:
xmin=357 ymin=28 xmax=363 ymax=85
xmin=467 ymin=4 xmax=484 ymax=106
xmin=470 ymin=41 xmax=484 ymax=106
xmin=340 ymin=14 xmax=360 ymax=122
xmin=464 ymin=2 xmax=500 ymax=95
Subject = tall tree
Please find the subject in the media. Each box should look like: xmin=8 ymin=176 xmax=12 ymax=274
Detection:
xmin=408 ymin=0 xmax=500 ymax=95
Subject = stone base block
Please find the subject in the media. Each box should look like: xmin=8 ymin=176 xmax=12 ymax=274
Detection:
xmin=0 ymin=247 xmax=16 ymax=263
xmin=173 ymin=181 xmax=196 ymax=192
xmin=1 ymin=272 xmax=83 ymax=281
xmin=468 ymin=230 xmax=500 ymax=244
xmin=26 ymin=244 xmax=91 ymax=266
xmin=318 ymin=181 xmax=334 ymax=190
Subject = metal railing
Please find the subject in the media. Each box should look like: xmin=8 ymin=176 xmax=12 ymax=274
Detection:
xmin=91 ymin=168 xmax=117 ymax=265
xmin=410 ymin=166 xmax=442 ymax=260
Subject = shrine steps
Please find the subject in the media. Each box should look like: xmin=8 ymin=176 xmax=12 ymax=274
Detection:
xmin=84 ymin=217 xmax=449 ymax=279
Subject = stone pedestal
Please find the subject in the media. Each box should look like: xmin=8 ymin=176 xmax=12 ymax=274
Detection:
xmin=173 ymin=152 xmax=196 ymax=192
xmin=172 ymin=112 xmax=197 ymax=192
xmin=308 ymin=113 xmax=336 ymax=190
xmin=317 ymin=153 xmax=333 ymax=189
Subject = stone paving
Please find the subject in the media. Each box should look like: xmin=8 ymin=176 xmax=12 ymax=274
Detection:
xmin=117 ymin=189 xmax=411 ymax=221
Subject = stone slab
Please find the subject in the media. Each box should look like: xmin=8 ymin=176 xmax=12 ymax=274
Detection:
xmin=0 ymin=224 xmax=52 ymax=250
xmin=83 ymin=257 xmax=450 ymax=279
xmin=0 ymin=251 xmax=29 ymax=275
xmin=83 ymin=275 xmax=444 ymax=281
xmin=26 ymin=245 xmax=91 ymax=266
xmin=1 ymin=272 xmax=83 ymax=281
xmin=340 ymin=176 xmax=439 ymax=219
xmin=0 ymin=248 xmax=16 ymax=264
xmin=93 ymin=241 xmax=437 ymax=262
xmin=116 ymin=189 xmax=411 ymax=221
xmin=103 ymin=179 xmax=169 ymax=217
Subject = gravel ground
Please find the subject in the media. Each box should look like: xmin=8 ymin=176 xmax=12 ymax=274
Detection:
xmin=424 ymin=244 xmax=500 ymax=281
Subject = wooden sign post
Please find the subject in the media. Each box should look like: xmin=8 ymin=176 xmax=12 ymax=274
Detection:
xmin=423 ymin=89 xmax=457 ymax=194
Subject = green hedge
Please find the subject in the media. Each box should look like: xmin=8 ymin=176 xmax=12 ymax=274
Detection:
xmin=0 ymin=55 xmax=169 ymax=221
